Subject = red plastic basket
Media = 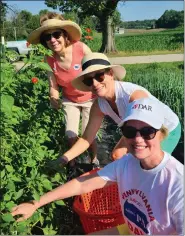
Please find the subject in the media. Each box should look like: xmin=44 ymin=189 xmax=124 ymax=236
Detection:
xmin=73 ymin=169 xmax=124 ymax=234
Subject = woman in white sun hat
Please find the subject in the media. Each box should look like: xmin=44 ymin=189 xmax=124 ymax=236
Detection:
xmin=11 ymin=98 xmax=183 ymax=235
xmin=27 ymin=12 xmax=98 ymax=166
xmin=56 ymin=52 xmax=181 ymax=165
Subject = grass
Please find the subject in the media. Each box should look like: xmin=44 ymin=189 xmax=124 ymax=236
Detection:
xmin=123 ymin=61 xmax=184 ymax=71
xmin=107 ymin=49 xmax=183 ymax=57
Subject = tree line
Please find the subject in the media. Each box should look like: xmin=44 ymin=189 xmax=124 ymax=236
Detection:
xmin=121 ymin=10 xmax=184 ymax=29
xmin=0 ymin=0 xmax=184 ymax=53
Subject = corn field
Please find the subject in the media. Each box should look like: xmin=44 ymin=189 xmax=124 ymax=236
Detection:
xmin=89 ymin=32 xmax=184 ymax=52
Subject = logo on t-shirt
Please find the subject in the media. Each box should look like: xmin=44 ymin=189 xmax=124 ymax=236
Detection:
xmin=132 ymin=104 xmax=152 ymax=111
xmin=124 ymin=199 xmax=149 ymax=234
xmin=73 ymin=64 xmax=81 ymax=70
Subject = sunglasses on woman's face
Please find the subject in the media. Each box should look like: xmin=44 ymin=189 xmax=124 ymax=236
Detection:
xmin=43 ymin=30 xmax=63 ymax=41
xmin=82 ymin=71 xmax=105 ymax=87
xmin=120 ymin=125 xmax=159 ymax=140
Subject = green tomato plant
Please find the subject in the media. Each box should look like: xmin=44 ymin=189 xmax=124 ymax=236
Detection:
xmin=1 ymin=45 xmax=71 ymax=235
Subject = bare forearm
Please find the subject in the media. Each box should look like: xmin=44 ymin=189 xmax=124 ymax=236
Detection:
xmin=50 ymin=87 xmax=59 ymax=99
xmin=63 ymin=137 xmax=91 ymax=161
xmin=34 ymin=173 xmax=108 ymax=210
xmin=34 ymin=178 xmax=82 ymax=209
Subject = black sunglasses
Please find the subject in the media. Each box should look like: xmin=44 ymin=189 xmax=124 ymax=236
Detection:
xmin=121 ymin=125 xmax=159 ymax=140
xmin=42 ymin=31 xmax=63 ymax=41
xmin=82 ymin=72 xmax=105 ymax=87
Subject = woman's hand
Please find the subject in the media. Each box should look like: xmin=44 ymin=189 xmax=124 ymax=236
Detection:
xmin=50 ymin=97 xmax=62 ymax=110
xmin=11 ymin=202 xmax=38 ymax=222
xmin=48 ymin=156 xmax=69 ymax=170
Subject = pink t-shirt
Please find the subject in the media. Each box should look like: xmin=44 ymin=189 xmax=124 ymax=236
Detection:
xmin=46 ymin=41 xmax=95 ymax=103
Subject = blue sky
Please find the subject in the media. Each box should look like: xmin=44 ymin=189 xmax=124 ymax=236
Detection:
xmin=6 ymin=1 xmax=184 ymax=21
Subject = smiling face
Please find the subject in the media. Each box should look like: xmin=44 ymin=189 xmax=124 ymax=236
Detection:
xmin=124 ymin=120 xmax=164 ymax=169
xmin=83 ymin=69 xmax=115 ymax=98
xmin=43 ymin=29 xmax=67 ymax=52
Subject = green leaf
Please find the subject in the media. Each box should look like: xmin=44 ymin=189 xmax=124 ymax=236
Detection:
xmin=12 ymin=176 xmax=22 ymax=182
xmin=55 ymin=200 xmax=65 ymax=206
xmin=27 ymin=159 xmax=37 ymax=167
xmin=14 ymin=189 xmax=24 ymax=200
xmin=1 ymin=169 xmax=5 ymax=178
xmin=2 ymin=213 xmax=15 ymax=223
xmin=4 ymin=193 xmax=12 ymax=201
xmin=36 ymin=62 xmax=53 ymax=72
xmin=39 ymin=215 xmax=44 ymax=226
xmin=30 ymin=211 xmax=40 ymax=222
xmin=43 ymin=227 xmax=57 ymax=235
xmin=5 ymin=165 xmax=14 ymax=172
xmin=17 ymin=221 xmax=27 ymax=233
xmin=32 ymin=190 xmax=40 ymax=201
xmin=30 ymin=168 xmax=38 ymax=180
xmin=1 ymin=95 xmax=14 ymax=114
xmin=42 ymin=179 xmax=52 ymax=191
xmin=7 ymin=181 xmax=16 ymax=191
xmin=51 ymin=173 xmax=61 ymax=182
xmin=5 ymin=201 xmax=16 ymax=211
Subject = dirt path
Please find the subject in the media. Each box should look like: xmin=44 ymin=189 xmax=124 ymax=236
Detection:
xmin=109 ymin=53 xmax=184 ymax=65
xmin=13 ymin=54 xmax=184 ymax=71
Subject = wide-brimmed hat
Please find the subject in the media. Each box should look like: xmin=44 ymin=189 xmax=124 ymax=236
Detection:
xmin=27 ymin=19 xmax=82 ymax=44
xmin=118 ymin=98 xmax=164 ymax=129
xmin=72 ymin=53 xmax=126 ymax=92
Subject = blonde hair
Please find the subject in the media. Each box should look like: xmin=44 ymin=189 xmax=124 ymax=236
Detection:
xmin=160 ymin=125 xmax=169 ymax=139
xmin=40 ymin=12 xmax=71 ymax=48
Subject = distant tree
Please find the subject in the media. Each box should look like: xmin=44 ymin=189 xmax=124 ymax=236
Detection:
xmin=120 ymin=19 xmax=156 ymax=29
xmin=26 ymin=15 xmax=40 ymax=34
xmin=44 ymin=0 xmax=124 ymax=53
xmin=0 ymin=0 xmax=7 ymax=24
xmin=17 ymin=10 xmax=32 ymax=23
xmin=156 ymin=10 xmax=184 ymax=28
xmin=63 ymin=11 xmax=79 ymax=23
xmin=112 ymin=10 xmax=122 ymax=32
xmin=39 ymin=9 xmax=49 ymax=16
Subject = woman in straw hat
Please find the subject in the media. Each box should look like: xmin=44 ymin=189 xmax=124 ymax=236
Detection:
xmin=11 ymin=98 xmax=183 ymax=235
xmin=27 ymin=12 xmax=98 ymax=166
xmin=57 ymin=52 xmax=181 ymax=165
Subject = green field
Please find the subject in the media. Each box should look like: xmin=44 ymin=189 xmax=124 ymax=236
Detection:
xmin=88 ymin=29 xmax=184 ymax=55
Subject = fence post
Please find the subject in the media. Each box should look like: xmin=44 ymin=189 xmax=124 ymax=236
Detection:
xmin=14 ymin=27 xmax=17 ymax=40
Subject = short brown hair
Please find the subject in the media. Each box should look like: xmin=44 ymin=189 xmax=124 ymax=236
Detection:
xmin=40 ymin=12 xmax=65 ymax=24
xmin=39 ymin=12 xmax=71 ymax=49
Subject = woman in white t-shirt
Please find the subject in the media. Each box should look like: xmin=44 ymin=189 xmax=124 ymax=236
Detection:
xmin=57 ymin=52 xmax=181 ymax=165
xmin=11 ymin=98 xmax=184 ymax=235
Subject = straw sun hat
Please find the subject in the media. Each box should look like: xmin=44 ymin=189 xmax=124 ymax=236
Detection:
xmin=72 ymin=53 xmax=126 ymax=92
xmin=27 ymin=19 xmax=82 ymax=44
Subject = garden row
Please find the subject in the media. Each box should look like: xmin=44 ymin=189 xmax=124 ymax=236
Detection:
xmin=1 ymin=51 xmax=184 ymax=234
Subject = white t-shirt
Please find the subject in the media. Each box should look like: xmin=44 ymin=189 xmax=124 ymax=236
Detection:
xmin=98 ymin=81 xmax=179 ymax=131
xmin=98 ymin=152 xmax=184 ymax=235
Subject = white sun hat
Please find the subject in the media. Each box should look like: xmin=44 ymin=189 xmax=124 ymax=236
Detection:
xmin=72 ymin=52 xmax=126 ymax=92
